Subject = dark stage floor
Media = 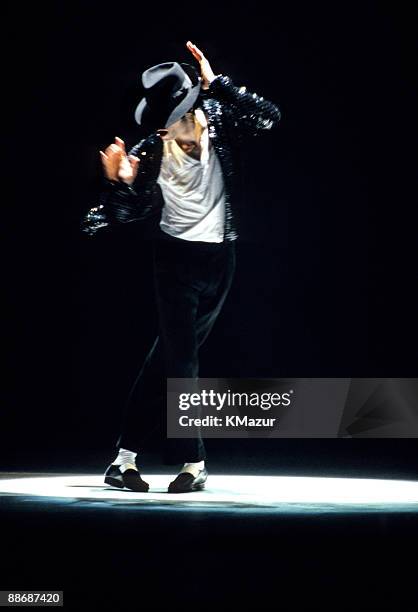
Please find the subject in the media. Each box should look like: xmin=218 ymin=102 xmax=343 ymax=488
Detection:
xmin=1 ymin=448 xmax=418 ymax=610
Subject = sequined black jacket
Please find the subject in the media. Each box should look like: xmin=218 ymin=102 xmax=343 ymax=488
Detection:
xmin=81 ymin=74 xmax=281 ymax=241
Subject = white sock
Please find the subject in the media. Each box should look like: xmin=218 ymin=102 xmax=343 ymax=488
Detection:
xmin=180 ymin=460 xmax=205 ymax=478
xmin=112 ymin=447 xmax=138 ymax=472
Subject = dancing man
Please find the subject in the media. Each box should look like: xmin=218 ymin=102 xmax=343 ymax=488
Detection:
xmin=82 ymin=41 xmax=281 ymax=492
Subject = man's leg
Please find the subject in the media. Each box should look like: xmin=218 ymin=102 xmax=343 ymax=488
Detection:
xmin=165 ymin=241 xmax=236 ymax=491
xmin=153 ymin=240 xmax=203 ymax=465
xmin=102 ymin=332 xmax=166 ymax=491
xmin=115 ymin=335 xmax=165 ymax=453
xmin=159 ymin=240 xmax=236 ymax=465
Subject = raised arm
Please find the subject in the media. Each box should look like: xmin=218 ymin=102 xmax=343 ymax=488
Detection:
xmin=206 ymin=75 xmax=281 ymax=135
xmin=186 ymin=40 xmax=281 ymax=137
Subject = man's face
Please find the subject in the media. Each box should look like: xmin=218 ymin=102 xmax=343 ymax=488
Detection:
xmin=157 ymin=112 xmax=195 ymax=141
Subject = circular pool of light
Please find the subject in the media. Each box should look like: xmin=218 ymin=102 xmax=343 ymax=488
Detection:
xmin=1 ymin=473 xmax=418 ymax=513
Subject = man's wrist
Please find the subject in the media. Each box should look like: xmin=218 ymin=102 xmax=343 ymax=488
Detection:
xmin=105 ymin=178 xmax=133 ymax=190
xmin=120 ymin=177 xmax=134 ymax=186
xmin=201 ymin=74 xmax=222 ymax=91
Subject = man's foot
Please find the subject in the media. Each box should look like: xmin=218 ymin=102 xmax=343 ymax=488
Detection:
xmin=168 ymin=467 xmax=208 ymax=493
xmin=104 ymin=462 xmax=149 ymax=492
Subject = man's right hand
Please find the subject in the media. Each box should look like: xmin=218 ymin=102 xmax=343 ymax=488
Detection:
xmin=100 ymin=137 xmax=140 ymax=185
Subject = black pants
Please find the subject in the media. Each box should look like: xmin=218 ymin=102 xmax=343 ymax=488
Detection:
xmin=115 ymin=228 xmax=236 ymax=464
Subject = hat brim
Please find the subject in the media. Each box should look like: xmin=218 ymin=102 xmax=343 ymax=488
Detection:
xmin=134 ymin=81 xmax=201 ymax=129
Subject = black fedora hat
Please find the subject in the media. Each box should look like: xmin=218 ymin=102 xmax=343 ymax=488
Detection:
xmin=134 ymin=62 xmax=202 ymax=131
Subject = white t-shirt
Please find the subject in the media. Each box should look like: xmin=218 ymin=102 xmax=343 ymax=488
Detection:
xmin=157 ymin=109 xmax=226 ymax=243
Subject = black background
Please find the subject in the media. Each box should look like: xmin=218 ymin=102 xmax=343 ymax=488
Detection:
xmin=4 ymin=0 xmax=417 ymax=466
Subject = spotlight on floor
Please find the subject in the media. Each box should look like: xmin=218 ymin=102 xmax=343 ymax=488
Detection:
xmin=1 ymin=474 xmax=418 ymax=513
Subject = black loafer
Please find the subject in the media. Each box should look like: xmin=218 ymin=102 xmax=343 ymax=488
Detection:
xmin=168 ymin=468 xmax=208 ymax=493
xmin=104 ymin=463 xmax=149 ymax=492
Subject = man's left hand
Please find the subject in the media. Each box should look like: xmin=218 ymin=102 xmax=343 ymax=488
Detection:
xmin=186 ymin=41 xmax=217 ymax=90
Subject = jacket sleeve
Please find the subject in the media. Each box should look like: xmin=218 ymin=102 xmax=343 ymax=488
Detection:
xmin=81 ymin=133 xmax=164 ymax=236
xmin=205 ymin=74 xmax=281 ymax=137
